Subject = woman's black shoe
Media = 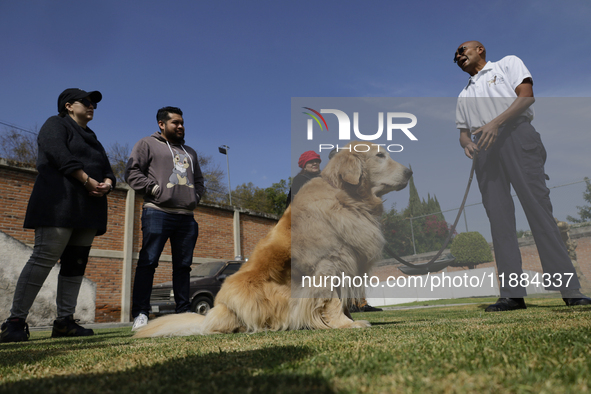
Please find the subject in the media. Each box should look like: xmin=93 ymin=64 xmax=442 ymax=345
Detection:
xmin=0 ymin=318 xmax=30 ymax=343
xmin=51 ymin=316 xmax=94 ymax=338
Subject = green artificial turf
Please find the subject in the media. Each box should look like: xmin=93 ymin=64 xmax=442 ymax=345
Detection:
xmin=1 ymin=297 xmax=589 ymax=394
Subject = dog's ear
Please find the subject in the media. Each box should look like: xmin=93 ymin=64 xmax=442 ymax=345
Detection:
xmin=322 ymin=148 xmax=362 ymax=187
xmin=338 ymin=154 xmax=362 ymax=185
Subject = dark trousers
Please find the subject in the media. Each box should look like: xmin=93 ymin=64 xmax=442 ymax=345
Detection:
xmin=474 ymin=119 xmax=580 ymax=297
xmin=132 ymin=208 xmax=199 ymax=317
xmin=10 ymin=227 xmax=95 ymax=319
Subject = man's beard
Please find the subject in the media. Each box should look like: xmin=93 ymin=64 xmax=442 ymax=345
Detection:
xmin=164 ymin=128 xmax=183 ymax=143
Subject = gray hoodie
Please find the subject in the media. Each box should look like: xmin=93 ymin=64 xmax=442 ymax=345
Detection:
xmin=125 ymin=132 xmax=205 ymax=214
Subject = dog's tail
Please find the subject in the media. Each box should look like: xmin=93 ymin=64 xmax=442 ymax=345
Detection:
xmin=133 ymin=313 xmax=206 ymax=338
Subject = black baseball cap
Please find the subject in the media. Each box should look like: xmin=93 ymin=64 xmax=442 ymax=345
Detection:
xmin=57 ymin=88 xmax=102 ymax=113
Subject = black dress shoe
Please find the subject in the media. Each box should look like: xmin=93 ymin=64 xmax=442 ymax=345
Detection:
xmin=562 ymin=290 xmax=591 ymax=306
xmin=564 ymin=297 xmax=591 ymax=306
xmin=485 ymin=298 xmax=526 ymax=312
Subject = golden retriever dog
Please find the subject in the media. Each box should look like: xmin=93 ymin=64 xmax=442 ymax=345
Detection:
xmin=134 ymin=142 xmax=411 ymax=337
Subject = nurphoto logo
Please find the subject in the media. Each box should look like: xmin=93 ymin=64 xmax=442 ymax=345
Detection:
xmin=302 ymin=107 xmax=418 ymax=153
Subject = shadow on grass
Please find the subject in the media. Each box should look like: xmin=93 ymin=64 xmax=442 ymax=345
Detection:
xmin=551 ymin=305 xmax=591 ymax=313
xmin=0 ymin=331 xmax=136 ymax=366
xmin=1 ymin=345 xmax=335 ymax=394
xmin=367 ymin=321 xmax=403 ymax=327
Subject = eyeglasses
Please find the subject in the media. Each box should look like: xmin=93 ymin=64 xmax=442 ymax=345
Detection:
xmin=453 ymin=46 xmax=468 ymax=63
xmin=77 ymin=98 xmax=97 ymax=109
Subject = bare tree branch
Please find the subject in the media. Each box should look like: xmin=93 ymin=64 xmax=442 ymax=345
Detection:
xmin=0 ymin=127 xmax=38 ymax=167
xmin=106 ymin=142 xmax=131 ymax=184
xmin=197 ymin=153 xmax=228 ymax=203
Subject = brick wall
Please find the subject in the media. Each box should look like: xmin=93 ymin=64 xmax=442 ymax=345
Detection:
xmin=0 ymin=161 xmax=278 ymax=322
xmin=0 ymin=165 xmax=35 ymax=243
xmin=86 ymin=257 xmax=123 ymax=322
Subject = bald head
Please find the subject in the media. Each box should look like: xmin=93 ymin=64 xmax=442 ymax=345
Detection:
xmin=455 ymin=41 xmax=487 ymax=75
xmin=460 ymin=41 xmax=486 ymax=59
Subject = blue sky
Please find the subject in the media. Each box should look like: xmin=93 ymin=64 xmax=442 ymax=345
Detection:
xmin=2 ymin=0 xmax=591 ymax=241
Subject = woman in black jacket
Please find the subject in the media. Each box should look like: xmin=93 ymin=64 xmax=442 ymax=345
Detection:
xmin=0 ymin=88 xmax=116 ymax=343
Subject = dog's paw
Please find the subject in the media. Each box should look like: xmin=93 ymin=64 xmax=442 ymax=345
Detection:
xmin=350 ymin=319 xmax=371 ymax=328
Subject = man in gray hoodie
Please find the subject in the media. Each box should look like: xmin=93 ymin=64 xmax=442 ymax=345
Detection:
xmin=125 ymin=106 xmax=205 ymax=331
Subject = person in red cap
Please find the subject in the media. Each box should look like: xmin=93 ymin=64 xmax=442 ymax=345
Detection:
xmin=286 ymin=150 xmax=321 ymax=207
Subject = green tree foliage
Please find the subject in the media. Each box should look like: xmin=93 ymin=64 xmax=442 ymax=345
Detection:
xmin=450 ymin=231 xmax=493 ymax=268
xmin=382 ymin=205 xmax=414 ymax=256
xmin=383 ymin=167 xmax=452 ymax=256
xmin=263 ymin=179 xmax=291 ymax=216
xmin=230 ymin=179 xmax=290 ymax=216
xmin=405 ymin=166 xmax=423 ymax=218
xmin=567 ymin=177 xmax=591 ymax=223
xmin=418 ymin=214 xmax=453 ymax=253
xmin=232 ymin=182 xmax=268 ymax=211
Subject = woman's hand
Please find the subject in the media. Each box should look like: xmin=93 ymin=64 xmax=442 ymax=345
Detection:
xmin=84 ymin=177 xmax=103 ymax=197
xmin=72 ymin=169 xmax=112 ymax=197
xmin=91 ymin=182 xmax=112 ymax=197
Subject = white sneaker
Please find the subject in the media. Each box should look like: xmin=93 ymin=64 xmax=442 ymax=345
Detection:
xmin=131 ymin=313 xmax=148 ymax=331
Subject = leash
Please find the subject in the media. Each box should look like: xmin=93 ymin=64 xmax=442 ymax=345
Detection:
xmin=383 ymin=154 xmax=477 ymax=270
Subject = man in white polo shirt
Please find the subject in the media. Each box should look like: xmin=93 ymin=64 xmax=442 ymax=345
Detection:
xmin=454 ymin=41 xmax=591 ymax=311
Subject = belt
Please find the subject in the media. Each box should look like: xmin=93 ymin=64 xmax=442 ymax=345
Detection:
xmin=507 ymin=115 xmax=531 ymax=126
xmin=500 ymin=116 xmax=532 ymax=131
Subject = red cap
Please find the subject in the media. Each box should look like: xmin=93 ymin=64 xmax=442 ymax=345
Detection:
xmin=298 ymin=151 xmax=321 ymax=168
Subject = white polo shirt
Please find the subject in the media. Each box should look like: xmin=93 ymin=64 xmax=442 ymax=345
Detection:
xmin=456 ymin=55 xmax=534 ymax=131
